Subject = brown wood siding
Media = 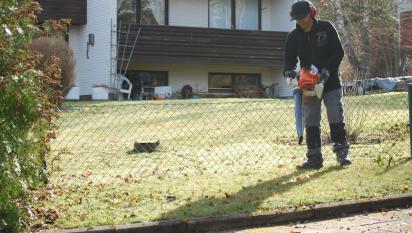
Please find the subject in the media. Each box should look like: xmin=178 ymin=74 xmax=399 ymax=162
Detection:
xmin=117 ymin=25 xmax=288 ymax=66
xmin=37 ymin=0 xmax=87 ymax=25
xmin=400 ymin=11 xmax=412 ymax=49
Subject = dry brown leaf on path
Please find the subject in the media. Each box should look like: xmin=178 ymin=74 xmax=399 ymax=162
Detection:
xmin=82 ymin=169 xmax=93 ymax=178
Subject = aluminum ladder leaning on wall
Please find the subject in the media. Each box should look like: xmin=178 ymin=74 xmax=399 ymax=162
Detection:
xmin=110 ymin=19 xmax=141 ymax=100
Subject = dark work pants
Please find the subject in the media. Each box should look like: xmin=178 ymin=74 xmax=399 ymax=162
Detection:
xmin=303 ymin=87 xmax=349 ymax=161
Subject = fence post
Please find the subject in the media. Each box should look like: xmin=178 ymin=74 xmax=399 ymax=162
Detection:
xmin=409 ymin=84 xmax=412 ymax=158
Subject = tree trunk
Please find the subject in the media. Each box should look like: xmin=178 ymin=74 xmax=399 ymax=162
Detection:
xmin=358 ymin=0 xmax=370 ymax=79
xmin=333 ymin=0 xmax=360 ymax=77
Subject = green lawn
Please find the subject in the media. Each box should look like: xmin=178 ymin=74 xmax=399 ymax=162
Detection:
xmin=31 ymin=92 xmax=411 ymax=231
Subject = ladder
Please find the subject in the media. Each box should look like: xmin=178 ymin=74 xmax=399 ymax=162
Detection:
xmin=110 ymin=19 xmax=141 ymax=100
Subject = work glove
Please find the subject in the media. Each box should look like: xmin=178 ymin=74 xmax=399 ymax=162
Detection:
xmin=320 ymin=69 xmax=330 ymax=82
xmin=284 ymin=70 xmax=297 ymax=78
xmin=315 ymin=69 xmax=330 ymax=99
xmin=284 ymin=70 xmax=298 ymax=89
xmin=287 ymin=77 xmax=298 ymax=89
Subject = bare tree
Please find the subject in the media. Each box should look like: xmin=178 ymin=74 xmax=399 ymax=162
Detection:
xmin=314 ymin=0 xmax=402 ymax=79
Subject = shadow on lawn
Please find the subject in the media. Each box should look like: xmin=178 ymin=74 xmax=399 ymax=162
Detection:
xmin=161 ymin=166 xmax=342 ymax=220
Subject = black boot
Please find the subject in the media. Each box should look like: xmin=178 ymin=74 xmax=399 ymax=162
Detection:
xmin=338 ymin=157 xmax=352 ymax=166
xmin=297 ymin=126 xmax=323 ymax=170
xmin=297 ymin=158 xmax=323 ymax=170
xmin=330 ymin=123 xmax=351 ymax=166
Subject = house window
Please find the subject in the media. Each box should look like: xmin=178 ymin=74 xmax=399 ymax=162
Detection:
xmin=117 ymin=0 xmax=168 ymax=25
xmin=138 ymin=0 xmax=168 ymax=25
xmin=126 ymin=70 xmax=168 ymax=99
xmin=118 ymin=0 xmax=137 ymax=24
xmin=208 ymin=73 xmax=261 ymax=93
xmin=236 ymin=0 xmax=259 ymax=30
xmin=208 ymin=0 xmax=261 ymax=30
xmin=209 ymin=0 xmax=232 ymax=29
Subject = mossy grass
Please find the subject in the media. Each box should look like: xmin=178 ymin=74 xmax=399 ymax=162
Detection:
xmin=32 ymin=92 xmax=411 ymax=230
xmin=33 ymin=157 xmax=412 ymax=229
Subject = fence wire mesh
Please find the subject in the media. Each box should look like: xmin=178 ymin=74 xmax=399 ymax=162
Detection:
xmin=48 ymin=91 xmax=410 ymax=184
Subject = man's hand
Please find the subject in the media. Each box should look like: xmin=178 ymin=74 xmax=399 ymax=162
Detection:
xmin=284 ymin=70 xmax=297 ymax=79
xmin=287 ymin=77 xmax=298 ymax=89
xmin=284 ymin=70 xmax=298 ymax=89
xmin=320 ymin=69 xmax=330 ymax=82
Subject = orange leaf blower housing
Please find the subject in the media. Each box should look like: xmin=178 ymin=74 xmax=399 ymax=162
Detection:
xmin=298 ymin=68 xmax=319 ymax=90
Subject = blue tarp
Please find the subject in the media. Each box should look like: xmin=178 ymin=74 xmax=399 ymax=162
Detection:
xmin=362 ymin=76 xmax=412 ymax=91
xmin=374 ymin=78 xmax=400 ymax=91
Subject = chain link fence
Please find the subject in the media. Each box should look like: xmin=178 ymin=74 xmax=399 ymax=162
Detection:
xmin=48 ymin=90 xmax=410 ymax=184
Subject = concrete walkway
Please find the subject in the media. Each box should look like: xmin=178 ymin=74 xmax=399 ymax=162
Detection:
xmin=223 ymin=207 xmax=412 ymax=233
xmin=56 ymin=194 xmax=412 ymax=233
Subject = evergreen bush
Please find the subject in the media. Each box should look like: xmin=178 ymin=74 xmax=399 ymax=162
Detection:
xmin=0 ymin=1 xmax=62 ymax=232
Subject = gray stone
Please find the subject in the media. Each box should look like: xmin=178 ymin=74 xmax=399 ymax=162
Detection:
xmin=134 ymin=140 xmax=160 ymax=153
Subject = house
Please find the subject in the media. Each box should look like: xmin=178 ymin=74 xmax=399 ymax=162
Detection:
xmin=399 ymin=1 xmax=412 ymax=56
xmin=37 ymin=0 xmax=295 ymax=100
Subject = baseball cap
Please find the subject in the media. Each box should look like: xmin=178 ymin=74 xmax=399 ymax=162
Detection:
xmin=290 ymin=1 xmax=311 ymax=21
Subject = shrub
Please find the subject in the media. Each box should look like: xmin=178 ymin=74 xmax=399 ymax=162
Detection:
xmin=31 ymin=37 xmax=76 ymax=97
xmin=0 ymin=1 xmax=62 ymax=232
xmin=321 ymin=102 xmax=367 ymax=144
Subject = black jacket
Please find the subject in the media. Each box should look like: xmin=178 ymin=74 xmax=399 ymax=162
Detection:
xmin=284 ymin=19 xmax=344 ymax=92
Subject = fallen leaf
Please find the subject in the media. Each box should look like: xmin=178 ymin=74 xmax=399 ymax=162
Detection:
xmin=48 ymin=191 xmax=56 ymax=198
xmin=110 ymin=198 xmax=119 ymax=204
xmin=401 ymin=183 xmax=409 ymax=193
xmin=45 ymin=209 xmax=59 ymax=223
xmin=82 ymin=170 xmax=93 ymax=178
xmin=225 ymin=192 xmax=234 ymax=199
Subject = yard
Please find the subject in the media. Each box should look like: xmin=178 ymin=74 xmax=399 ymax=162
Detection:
xmin=31 ymin=92 xmax=412 ymax=231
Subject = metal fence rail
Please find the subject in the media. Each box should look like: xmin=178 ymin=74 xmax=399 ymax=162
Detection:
xmin=49 ymin=91 xmax=409 ymax=184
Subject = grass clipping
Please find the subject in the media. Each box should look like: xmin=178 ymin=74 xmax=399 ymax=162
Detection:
xmin=31 ymin=158 xmax=412 ymax=230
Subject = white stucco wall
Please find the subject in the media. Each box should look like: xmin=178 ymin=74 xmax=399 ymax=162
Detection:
xmin=262 ymin=0 xmax=295 ymax=96
xmin=274 ymin=71 xmax=292 ymax=97
xmin=169 ymin=0 xmax=208 ymax=27
xmin=262 ymin=0 xmax=295 ymax=32
xmin=68 ymin=0 xmax=116 ymax=97
xmin=261 ymin=0 xmax=273 ymax=31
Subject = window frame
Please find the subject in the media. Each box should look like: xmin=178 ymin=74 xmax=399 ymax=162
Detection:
xmin=125 ymin=70 xmax=169 ymax=94
xmin=208 ymin=72 xmax=261 ymax=93
xmin=119 ymin=0 xmax=169 ymax=25
xmin=117 ymin=0 xmax=137 ymax=24
xmin=208 ymin=0 xmax=261 ymax=30
xmin=136 ymin=0 xmax=169 ymax=25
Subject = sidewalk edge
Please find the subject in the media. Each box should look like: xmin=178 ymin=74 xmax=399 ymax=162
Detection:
xmin=56 ymin=192 xmax=412 ymax=233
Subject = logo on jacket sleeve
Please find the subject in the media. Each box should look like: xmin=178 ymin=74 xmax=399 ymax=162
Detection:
xmin=316 ymin=31 xmax=327 ymax=47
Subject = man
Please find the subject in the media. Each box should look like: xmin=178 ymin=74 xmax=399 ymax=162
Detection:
xmin=284 ymin=0 xmax=351 ymax=169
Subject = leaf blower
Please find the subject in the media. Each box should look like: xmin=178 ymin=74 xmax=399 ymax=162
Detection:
xmin=286 ymin=65 xmax=328 ymax=144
